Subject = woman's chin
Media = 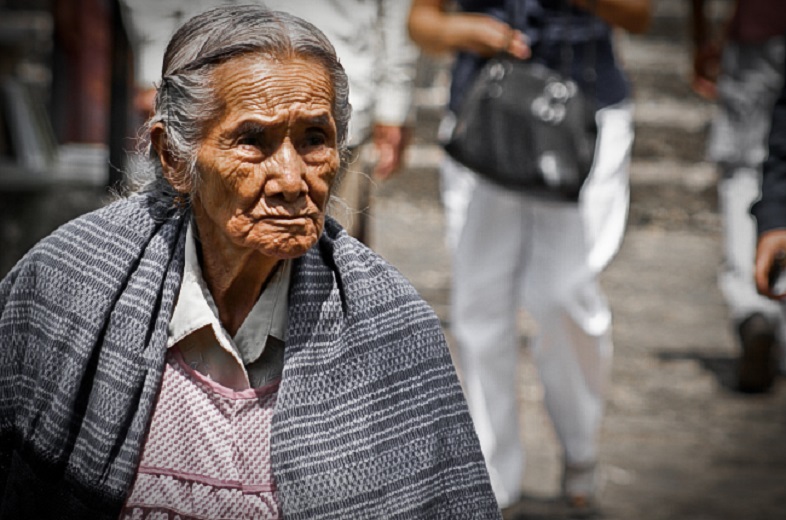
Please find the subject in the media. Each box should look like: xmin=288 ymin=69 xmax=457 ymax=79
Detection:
xmin=245 ymin=228 xmax=321 ymax=259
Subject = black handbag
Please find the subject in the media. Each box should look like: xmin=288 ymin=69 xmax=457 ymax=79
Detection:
xmin=444 ymin=1 xmax=598 ymax=201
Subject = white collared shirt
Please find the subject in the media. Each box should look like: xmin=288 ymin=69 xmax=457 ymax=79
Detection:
xmin=168 ymin=223 xmax=290 ymax=390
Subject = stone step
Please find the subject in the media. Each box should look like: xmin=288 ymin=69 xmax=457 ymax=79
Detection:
xmin=632 ymin=95 xmax=713 ymax=162
xmin=632 ymin=125 xmax=709 ymax=164
xmin=630 ymin=158 xmax=716 ymax=189
xmin=628 ymin=68 xmax=703 ymax=106
xmin=618 ymin=38 xmax=691 ymax=78
xmin=629 ymin=180 xmax=719 ymax=233
xmin=630 ymin=158 xmax=719 ymax=232
xmin=643 ymin=13 xmax=690 ymax=44
xmin=640 ymin=0 xmax=730 ymax=43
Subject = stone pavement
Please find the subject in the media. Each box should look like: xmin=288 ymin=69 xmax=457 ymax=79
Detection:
xmin=367 ymin=1 xmax=786 ymax=518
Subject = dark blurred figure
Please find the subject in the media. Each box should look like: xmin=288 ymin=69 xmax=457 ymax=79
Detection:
xmin=0 ymin=1 xmax=127 ymax=278
xmin=408 ymin=0 xmax=650 ymax=517
xmin=51 ymin=0 xmax=112 ymax=145
xmin=753 ymin=32 xmax=786 ymax=361
xmin=692 ymin=0 xmax=786 ymax=393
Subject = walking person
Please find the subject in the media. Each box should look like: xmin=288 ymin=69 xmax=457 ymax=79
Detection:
xmin=691 ymin=0 xmax=786 ymax=392
xmin=408 ymin=0 xmax=650 ymax=515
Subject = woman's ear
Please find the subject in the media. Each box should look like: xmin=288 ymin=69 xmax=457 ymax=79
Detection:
xmin=150 ymin=122 xmax=192 ymax=194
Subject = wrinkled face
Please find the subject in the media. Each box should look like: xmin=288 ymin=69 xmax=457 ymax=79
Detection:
xmin=193 ymin=54 xmax=340 ymax=259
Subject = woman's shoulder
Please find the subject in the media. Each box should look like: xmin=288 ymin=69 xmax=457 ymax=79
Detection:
xmin=322 ymin=217 xmax=421 ymax=295
xmin=4 ymin=195 xmax=181 ymax=290
xmin=30 ymin=194 xmax=151 ymax=244
xmin=43 ymin=193 xmax=180 ymax=248
xmin=296 ymin=217 xmax=439 ymax=329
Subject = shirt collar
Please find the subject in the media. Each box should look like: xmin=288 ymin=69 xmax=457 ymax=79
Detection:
xmin=168 ymin=222 xmax=290 ymax=365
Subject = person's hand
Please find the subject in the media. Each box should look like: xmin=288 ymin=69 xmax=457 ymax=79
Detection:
xmin=450 ymin=14 xmax=530 ymax=59
xmin=408 ymin=1 xmax=531 ymax=58
xmin=692 ymin=41 xmax=721 ymax=100
xmin=755 ymin=229 xmax=786 ymax=299
xmin=372 ymin=124 xmax=411 ymax=180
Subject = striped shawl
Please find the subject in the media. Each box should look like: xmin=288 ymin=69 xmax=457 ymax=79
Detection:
xmin=0 ymin=195 xmax=499 ymax=519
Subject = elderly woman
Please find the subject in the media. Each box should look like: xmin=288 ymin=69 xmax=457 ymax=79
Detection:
xmin=0 ymin=6 xmax=497 ymax=519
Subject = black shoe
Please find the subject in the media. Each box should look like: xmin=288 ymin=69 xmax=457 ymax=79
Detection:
xmin=736 ymin=313 xmax=779 ymax=393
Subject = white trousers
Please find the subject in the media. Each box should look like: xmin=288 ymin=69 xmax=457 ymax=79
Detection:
xmin=710 ymin=39 xmax=786 ymax=363
xmin=443 ymin=102 xmax=634 ymax=508
xmin=717 ymin=166 xmax=786 ymax=371
xmin=718 ymin=165 xmax=783 ymax=324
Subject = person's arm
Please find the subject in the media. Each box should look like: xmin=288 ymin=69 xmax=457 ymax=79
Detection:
xmin=691 ymin=0 xmax=709 ymax=49
xmin=407 ymin=0 xmax=529 ymax=58
xmin=690 ymin=0 xmax=717 ymax=98
xmin=754 ymin=52 xmax=786 ymax=299
xmin=689 ymin=0 xmax=740 ymax=99
xmin=571 ymin=0 xmax=651 ymax=34
xmin=371 ymin=0 xmax=419 ymax=179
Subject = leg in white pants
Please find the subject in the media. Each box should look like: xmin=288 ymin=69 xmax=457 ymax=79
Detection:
xmin=717 ymin=164 xmax=782 ymax=323
xmin=450 ymin=179 xmax=527 ymax=508
xmin=445 ymin=102 xmax=633 ymax=508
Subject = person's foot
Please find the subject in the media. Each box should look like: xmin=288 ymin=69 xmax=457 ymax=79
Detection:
xmin=562 ymin=462 xmax=600 ymax=518
xmin=563 ymin=493 xmax=600 ymax=518
xmin=737 ymin=313 xmax=779 ymax=393
xmin=501 ymin=493 xmax=600 ymax=520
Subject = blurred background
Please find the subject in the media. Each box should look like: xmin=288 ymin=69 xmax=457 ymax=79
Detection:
xmin=1 ymin=0 xmax=785 ymax=518
xmin=0 ymin=0 xmax=134 ymax=276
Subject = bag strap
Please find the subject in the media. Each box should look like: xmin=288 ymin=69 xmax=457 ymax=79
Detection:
xmin=579 ymin=0 xmax=598 ymax=108
xmin=504 ymin=0 xmax=598 ymax=87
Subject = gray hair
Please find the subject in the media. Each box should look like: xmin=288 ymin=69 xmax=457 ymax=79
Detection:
xmin=133 ymin=4 xmax=351 ymax=201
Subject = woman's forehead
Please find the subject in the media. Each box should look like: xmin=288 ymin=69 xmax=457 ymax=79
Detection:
xmin=211 ymin=55 xmax=335 ymax=113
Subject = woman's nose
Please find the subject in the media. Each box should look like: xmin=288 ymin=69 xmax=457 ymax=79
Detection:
xmin=264 ymin=139 xmax=308 ymax=202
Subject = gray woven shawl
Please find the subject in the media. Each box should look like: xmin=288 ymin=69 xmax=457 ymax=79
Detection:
xmin=0 ymin=195 xmax=499 ymax=519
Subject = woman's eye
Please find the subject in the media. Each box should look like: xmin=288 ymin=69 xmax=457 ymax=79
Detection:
xmin=303 ymin=130 xmax=327 ymax=149
xmin=238 ymin=135 xmax=261 ymax=147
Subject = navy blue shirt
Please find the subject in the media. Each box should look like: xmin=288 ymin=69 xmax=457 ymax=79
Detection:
xmin=449 ymin=0 xmax=630 ymax=113
xmin=752 ymin=34 xmax=786 ymax=234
